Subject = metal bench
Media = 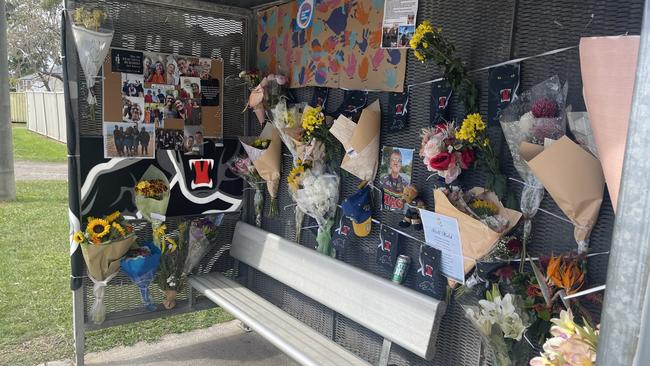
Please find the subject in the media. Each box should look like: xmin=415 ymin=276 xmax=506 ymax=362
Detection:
xmin=189 ymin=221 xmax=446 ymax=366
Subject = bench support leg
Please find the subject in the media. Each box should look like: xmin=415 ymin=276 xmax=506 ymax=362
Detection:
xmin=238 ymin=320 xmax=253 ymax=333
xmin=378 ymin=338 xmax=392 ymax=366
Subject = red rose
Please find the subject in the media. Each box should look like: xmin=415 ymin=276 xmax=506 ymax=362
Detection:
xmin=429 ymin=152 xmax=453 ymax=170
xmin=505 ymin=237 xmax=522 ymax=254
xmin=460 ymin=148 xmax=476 ymax=169
xmin=495 ymin=265 xmax=515 ymax=280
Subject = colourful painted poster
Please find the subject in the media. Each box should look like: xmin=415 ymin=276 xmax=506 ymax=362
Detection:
xmin=257 ymin=0 xmax=406 ymax=92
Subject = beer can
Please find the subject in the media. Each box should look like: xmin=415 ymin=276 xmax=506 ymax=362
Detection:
xmin=391 ymin=255 xmax=410 ymax=284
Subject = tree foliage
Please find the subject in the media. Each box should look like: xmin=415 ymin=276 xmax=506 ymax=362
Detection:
xmin=7 ymin=0 xmax=62 ymax=90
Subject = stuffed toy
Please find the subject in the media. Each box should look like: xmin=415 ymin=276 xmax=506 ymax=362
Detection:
xmin=399 ymin=185 xmax=425 ymax=230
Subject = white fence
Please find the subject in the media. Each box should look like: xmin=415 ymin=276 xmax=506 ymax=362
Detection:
xmin=26 ymin=91 xmax=67 ymax=143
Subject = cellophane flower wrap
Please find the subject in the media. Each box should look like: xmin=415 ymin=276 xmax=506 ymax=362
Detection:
xmin=134 ymin=165 xmax=170 ymax=222
xmin=420 ymin=122 xmax=475 ymax=185
xmin=240 ymin=123 xmax=282 ymax=218
xmin=461 ymin=284 xmax=531 ymax=366
xmin=529 ymin=310 xmax=599 ymax=366
xmin=499 ymin=75 xmax=568 ymax=266
xmin=182 ymin=215 xmax=221 ymax=275
xmin=154 ymin=221 xmax=187 ymax=309
xmin=228 ymin=153 xmax=265 ymax=226
xmin=121 ymin=242 xmax=161 ymax=311
xmin=288 ymin=161 xmax=339 ymax=256
xmin=244 ymin=74 xmax=287 ymax=125
xmin=74 ymin=211 xmax=136 ymax=324
xmin=70 ymin=7 xmax=114 ymax=117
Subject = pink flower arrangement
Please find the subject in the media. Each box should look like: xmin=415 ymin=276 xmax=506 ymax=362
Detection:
xmin=419 ymin=123 xmax=475 ymax=184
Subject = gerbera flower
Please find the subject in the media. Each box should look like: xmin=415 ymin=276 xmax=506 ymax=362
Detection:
xmin=86 ymin=218 xmax=110 ymax=239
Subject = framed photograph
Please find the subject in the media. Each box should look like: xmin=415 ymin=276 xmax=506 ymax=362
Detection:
xmin=103 ymin=122 xmax=155 ymax=159
xmin=379 ymin=146 xmax=414 ymax=211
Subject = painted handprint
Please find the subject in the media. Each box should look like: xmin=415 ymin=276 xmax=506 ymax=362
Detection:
xmin=355 ymin=28 xmax=369 ymax=53
xmin=344 ymin=53 xmax=357 ymax=79
xmin=371 ymin=48 xmax=384 ymax=70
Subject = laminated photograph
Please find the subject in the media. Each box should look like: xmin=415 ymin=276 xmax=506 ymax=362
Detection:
xmin=122 ymin=96 xmax=145 ymax=123
xmin=103 ymin=122 xmax=155 ymax=159
xmin=379 ymin=146 xmax=413 ymax=211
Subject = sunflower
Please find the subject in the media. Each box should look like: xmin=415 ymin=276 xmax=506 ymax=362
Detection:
xmin=73 ymin=232 xmax=85 ymax=244
xmin=111 ymin=222 xmax=126 ymax=237
xmin=105 ymin=211 xmax=121 ymax=223
xmin=86 ymin=218 xmax=110 ymax=239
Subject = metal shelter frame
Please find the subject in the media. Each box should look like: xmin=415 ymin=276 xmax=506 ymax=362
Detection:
xmin=62 ymin=0 xmax=650 ymax=365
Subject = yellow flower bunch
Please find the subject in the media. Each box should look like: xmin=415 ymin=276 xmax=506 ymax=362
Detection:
xmin=252 ymin=138 xmax=271 ymax=149
xmin=409 ymin=20 xmax=435 ymax=50
xmin=105 ymin=211 xmax=121 ymax=223
xmin=456 ymin=113 xmax=486 ymax=144
xmin=469 ymin=199 xmax=499 ymax=217
xmin=162 ymin=236 xmax=178 ymax=254
xmin=111 ymin=222 xmax=126 ymax=237
xmin=302 ymin=106 xmax=325 ymax=140
xmin=287 ymin=164 xmax=306 ymax=192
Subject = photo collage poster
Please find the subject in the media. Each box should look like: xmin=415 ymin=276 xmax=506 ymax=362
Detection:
xmin=103 ymin=48 xmax=223 ymax=159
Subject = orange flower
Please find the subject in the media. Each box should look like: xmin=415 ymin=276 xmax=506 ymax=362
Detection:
xmin=91 ymin=236 xmax=102 ymax=245
xmin=546 ymin=254 xmax=585 ymax=295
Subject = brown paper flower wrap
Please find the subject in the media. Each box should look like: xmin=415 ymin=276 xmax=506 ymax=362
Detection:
xmin=240 ymin=123 xmax=282 ymax=216
xmin=580 ymin=36 xmax=639 ymax=212
xmin=82 ymin=234 xmax=137 ymax=323
xmin=520 ymin=136 xmax=605 ymax=253
xmin=434 ymin=188 xmax=521 ymax=286
xmin=329 ymin=100 xmax=381 ymax=182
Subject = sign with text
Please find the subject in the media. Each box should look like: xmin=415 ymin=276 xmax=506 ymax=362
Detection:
xmin=420 ymin=208 xmax=465 ymax=284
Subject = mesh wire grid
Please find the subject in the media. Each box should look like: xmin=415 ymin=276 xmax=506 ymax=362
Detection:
xmin=68 ymin=0 xmax=644 ymax=364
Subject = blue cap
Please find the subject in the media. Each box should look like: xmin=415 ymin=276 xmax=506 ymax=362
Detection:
xmin=341 ymin=186 xmax=372 ymax=236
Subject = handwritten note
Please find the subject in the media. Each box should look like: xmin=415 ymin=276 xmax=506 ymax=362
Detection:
xmin=420 ymin=208 xmax=465 ymax=284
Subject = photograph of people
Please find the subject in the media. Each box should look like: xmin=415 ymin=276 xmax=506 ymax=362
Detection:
xmin=165 ymin=55 xmax=179 ymax=85
xmin=148 ymin=61 xmax=166 ymax=83
xmin=183 ymin=126 xmax=204 ymax=155
xmin=186 ymin=99 xmax=202 ymax=125
xmin=143 ymin=56 xmax=153 ymax=81
xmin=121 ymin=74 xmax=144 ymax=97
xmin=156 ymin=129 xmax=184 ymax=151
xmin=180 ymin=77 xmax=201 ymax=99
xmin=198 ymin=58 xmax=212 ymax=80
xmin=177 ymin=57 xmax=199 ymax=77
xmin=379 ymin=147 xmax=413 ymax=211
xmin=122 ymin=96 xmax=145 ymax=123
xmin=103 ymin=122 xmax=155 ymax=159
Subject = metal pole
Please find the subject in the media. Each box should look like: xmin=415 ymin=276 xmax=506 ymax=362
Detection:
xmin=0 ymin=0 xmax=16 ymax=201
xmin=597 ymin=1 xmax=650 ymax=364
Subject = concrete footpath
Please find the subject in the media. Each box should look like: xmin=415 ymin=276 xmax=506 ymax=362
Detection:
xmin=14 ymin=160 xmax=68 ymax=181
xmin=41 ymin=321 xmax=299 ymax=366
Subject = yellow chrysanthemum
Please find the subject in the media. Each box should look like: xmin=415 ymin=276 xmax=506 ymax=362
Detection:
xmin=73 ymin=232 xmax=85 ymax=244
xmin=136 ymin=181 xmax=149 ymax=191
xmin=86 ymin=218 xmax=110 ymax=239
xmin=470 ymin=199 xmax=499 ymax=216
xmin=301 ymin=106 xmax=324 ymax=138
xmin=456 ymin=113 xmax=486 ymax=144
xmin=112 ymin=222 xmax=126 ymax=237
xmin=105 ymin=211 xmax=121 ymax=223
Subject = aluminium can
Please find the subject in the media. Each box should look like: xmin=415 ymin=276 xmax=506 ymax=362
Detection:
xmin=391 ymin=255 xmax=410 ymax=284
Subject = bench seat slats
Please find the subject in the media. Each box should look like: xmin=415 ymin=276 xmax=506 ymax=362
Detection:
xmin=190 ymin=272 xmax=371 ymax=366
xmin=230 ymin=222 xmax=445 ymax=360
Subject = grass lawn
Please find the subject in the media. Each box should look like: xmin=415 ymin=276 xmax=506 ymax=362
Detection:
xmin=11 ymin=123 xmax=67 ymax=163
xmin=0 ymin=181 xmax=233 ymax=366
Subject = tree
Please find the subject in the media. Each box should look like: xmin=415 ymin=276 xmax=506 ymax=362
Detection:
xmin=6 ymin=0 xmax=62 ymax=91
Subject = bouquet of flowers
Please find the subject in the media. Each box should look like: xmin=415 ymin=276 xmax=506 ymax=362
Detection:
xmin=154 ymin=222 xmax=187 ymax=309
xmin=70 ymin=6 xmax=114 ymax=118
xmin=500 ymin=75 xmax=568 ymax=262
xmin=238 ymin=69 xmax=262 ymax=90
xmin=73 ymin=211 xmax=136 ymax=324
xmin=435 ymin=187 xmax=521 ymax=285
xmin=463 ymin=284 xmax=531 ymax=366
xmin=419 ymin=122 xmax=475 ymax=184
xmin=121 ymin=242 xmax=161 ymax=311
xmin=454 ymin=113 xmax=507 ymax=199
xmin=229 ymin=153 xmax=265 ymax=226
xmin=287 ymin=160 xmax=340 ymax=256
xmin=182 ymin=216 xmax=221 ymax=276
xmin=240 ymin=123 xmax=282 ymax=218
xmin=244 ymin=74 xmax=287 ymax=125
xmin=134 ymin=165 xmax=170 ymax=222
xmin=530 ymin=310 xmax=599 ymax=366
